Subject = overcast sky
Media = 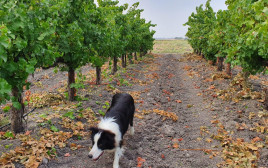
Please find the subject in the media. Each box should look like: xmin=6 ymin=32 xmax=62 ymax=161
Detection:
xmin=118 ymin=0 xmax=227 ymax=38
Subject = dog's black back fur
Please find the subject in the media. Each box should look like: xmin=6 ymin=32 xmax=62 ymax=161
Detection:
xmin=105 ymin=93 xmax=135 ymax=137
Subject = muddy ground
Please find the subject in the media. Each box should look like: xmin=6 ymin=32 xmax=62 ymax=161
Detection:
xmin=1 ymin=53 xmax=267 ymax=168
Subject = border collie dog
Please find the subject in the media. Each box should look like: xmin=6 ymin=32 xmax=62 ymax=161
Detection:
xmin=88 ymin=93 xmax=135 ymax=168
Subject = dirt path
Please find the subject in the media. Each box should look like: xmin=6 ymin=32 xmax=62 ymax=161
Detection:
xmin=43 ymin=54 xmax=222 ymax=168
xmin=2 ymin=53 xmax=266 ymax=168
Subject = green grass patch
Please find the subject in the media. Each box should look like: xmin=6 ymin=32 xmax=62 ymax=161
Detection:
xmin=152 ymin=39 xmax=192 ymax=54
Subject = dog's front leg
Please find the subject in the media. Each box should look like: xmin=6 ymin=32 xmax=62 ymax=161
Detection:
xmin=113 ymin=147 xmax=123 ymax=168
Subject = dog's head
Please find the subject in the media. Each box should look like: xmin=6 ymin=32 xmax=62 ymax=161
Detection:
xmin=88 ymin=127 xmax=116 ymax=161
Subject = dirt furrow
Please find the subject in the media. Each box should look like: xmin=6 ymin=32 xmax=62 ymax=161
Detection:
xmin=45 ymin=54 xmax=220 ymax=168
xmin=125 ymin=54 xmax=220 ymax=168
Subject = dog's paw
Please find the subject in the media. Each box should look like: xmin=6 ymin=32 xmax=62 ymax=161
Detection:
xmin=130 ymin=126 xmax=134 ymax=136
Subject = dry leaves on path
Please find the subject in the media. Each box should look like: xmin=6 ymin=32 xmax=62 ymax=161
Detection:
xmin=211 ymin=122 xmax=265 ymax=168
xmin=141 ymin=109 xmax=178 ymax=122
xmin=137 ymin=157 xmax=146 ymax=168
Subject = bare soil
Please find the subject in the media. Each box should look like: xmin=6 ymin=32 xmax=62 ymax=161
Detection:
xmin=46 ymin=53 xmax=222 ymax=168
xmin=1 ymin=53 xmax=267 ymax=168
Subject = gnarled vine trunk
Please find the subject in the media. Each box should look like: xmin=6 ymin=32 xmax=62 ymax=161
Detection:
xmin=264 ymin=88 xmax=268 ymax=110
xmin=217 ymin=57 xmax=224 ymax=71
xmin=226 ymin=63 xmax=231 ymax=75
xmin=124 ymin=55 xmax=127 ymax=67
xmin=11 ymin=87 xmax=25 ymax=133
xmin=242 ymin=71 xmax=250 ymax=88
xmin=134 ymin=52 xmax=137 ymax=61
xmin=112 ymin=56 xmax=118 ymax=75
xmin=121 ymin=54 xmax=126 ymax=68
xmin=96 ymin=66 xmax=101 ymax=85
xmin=68 ymin=67 xmax=76 ymax=101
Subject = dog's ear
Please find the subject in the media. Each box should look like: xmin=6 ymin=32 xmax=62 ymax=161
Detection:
xmin=100 ymin=130 xmax=116 ymax=149
xmin=89 ymin=127 xmax=99 ymax=135
xmin=102 ymin=130 xmax=115 ymax=141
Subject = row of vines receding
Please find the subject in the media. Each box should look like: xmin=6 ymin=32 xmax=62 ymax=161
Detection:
xmin=184 ymin=0 xmax=267 ymax=75
xmin=184 ymin=0 xmax=268 ymax=107
xmin=0 ymin=0 xmax=156 ymax=133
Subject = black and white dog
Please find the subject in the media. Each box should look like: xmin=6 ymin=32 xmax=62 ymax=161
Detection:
xmin=88 ymin=93 xmax=135 ymax=168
